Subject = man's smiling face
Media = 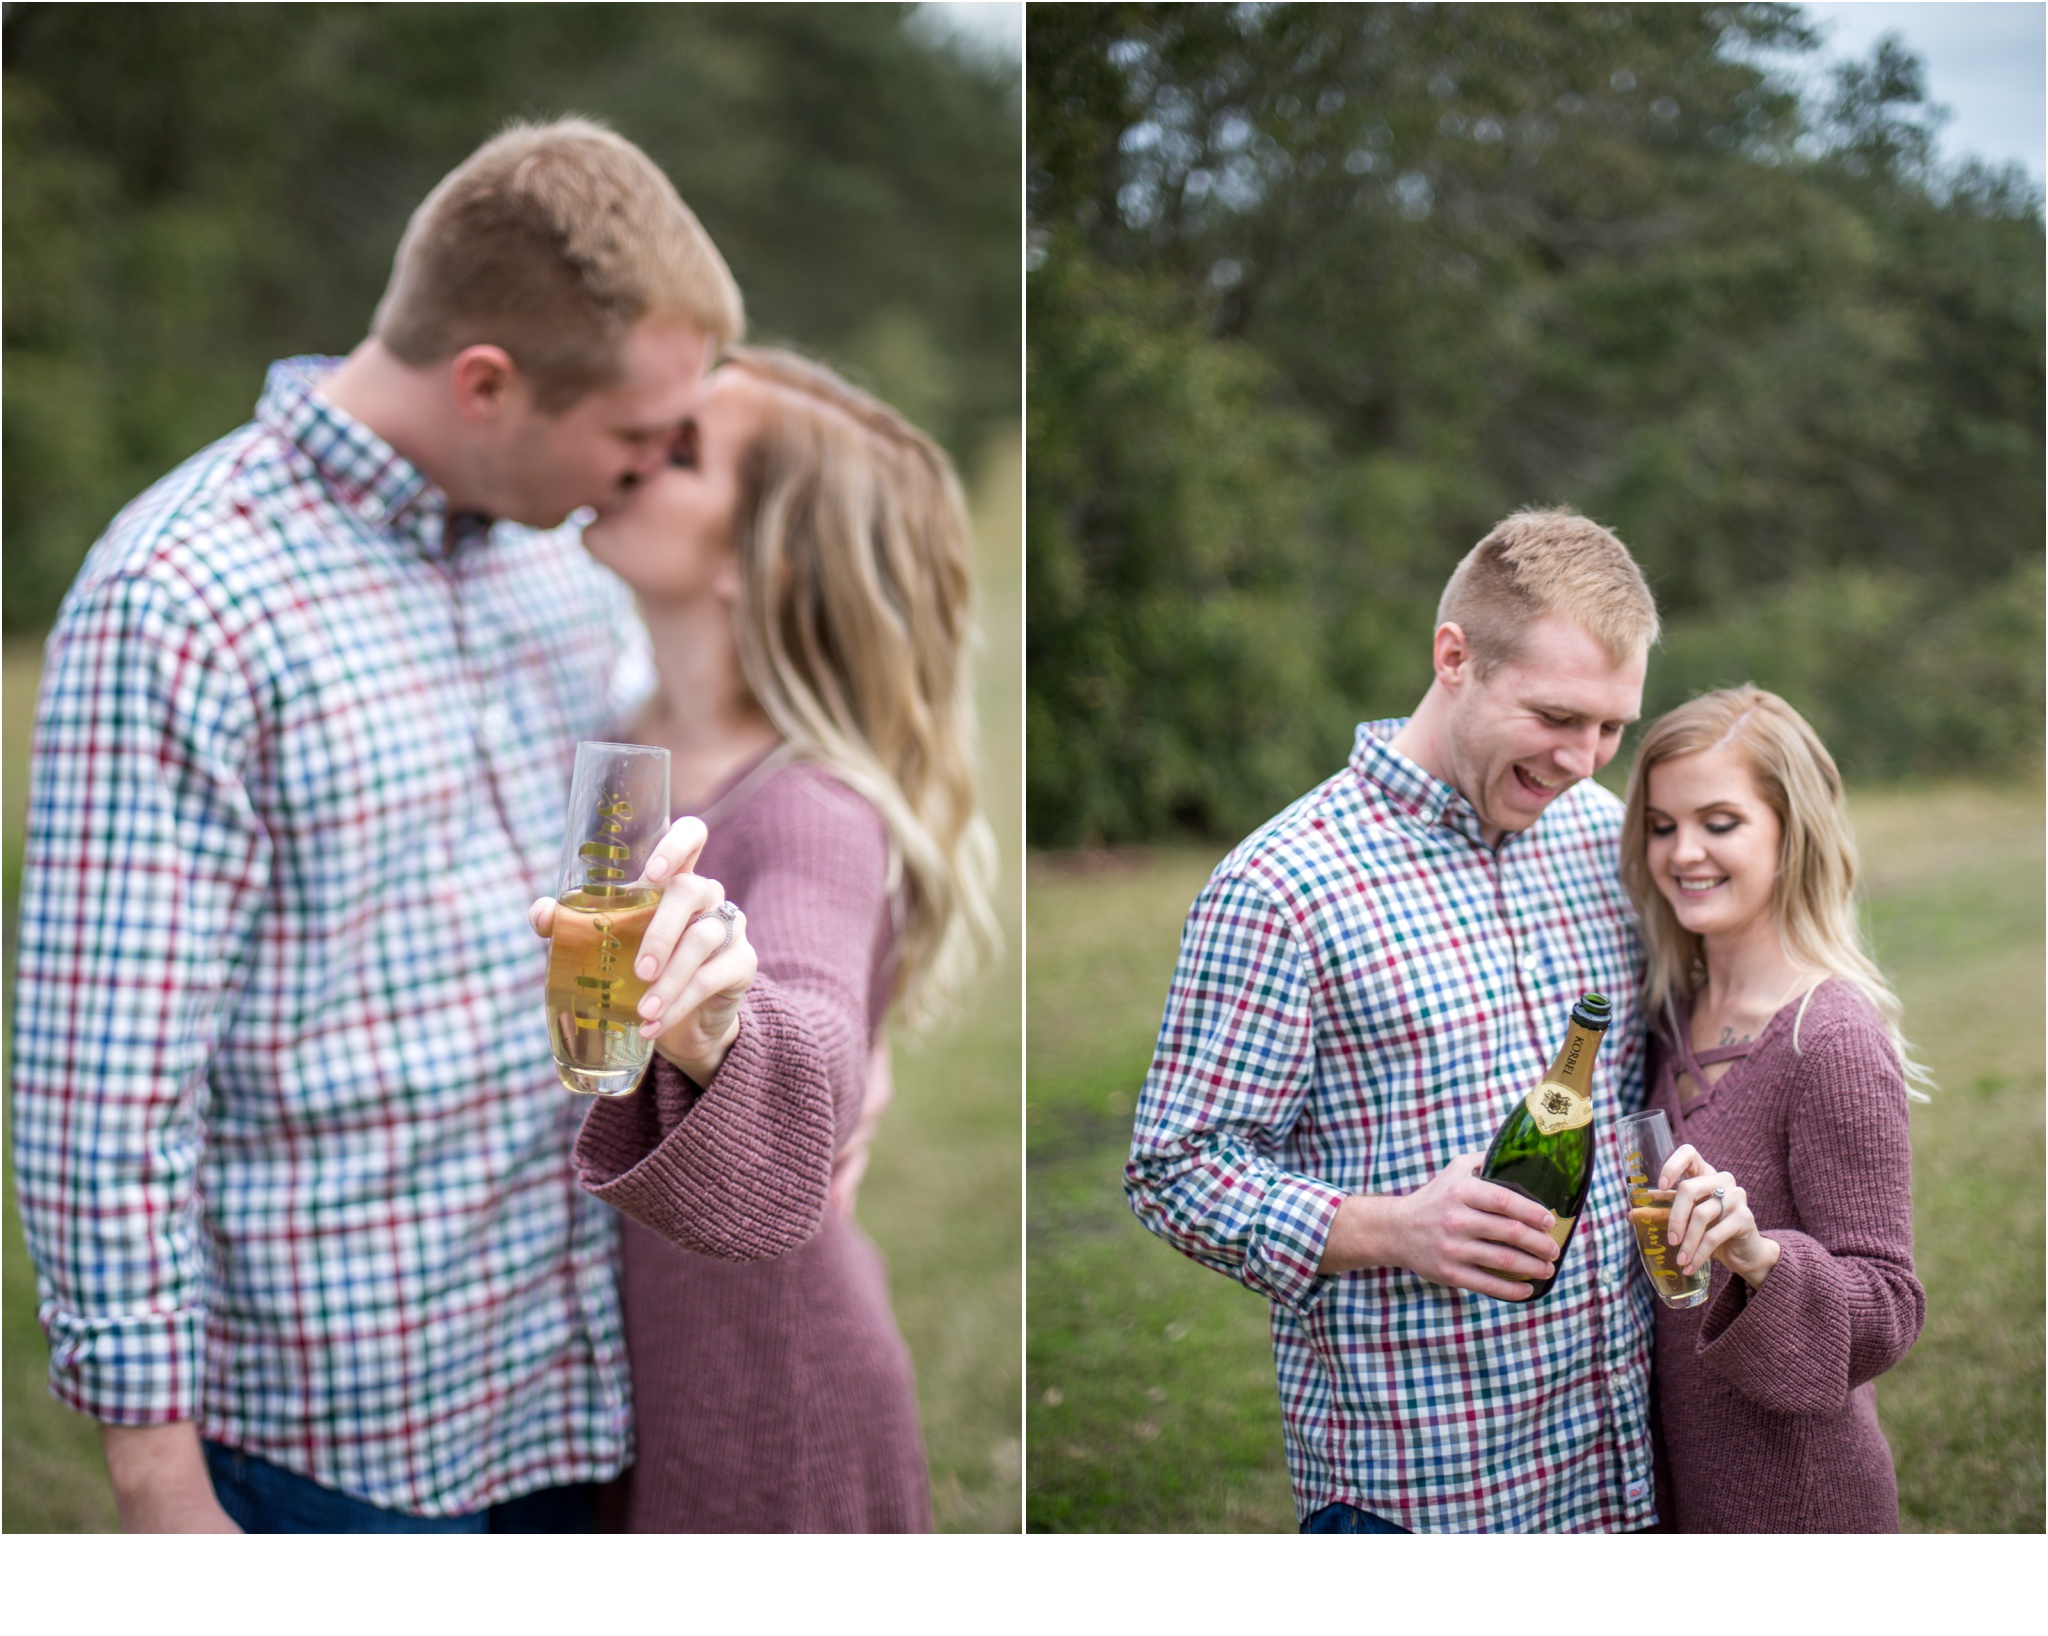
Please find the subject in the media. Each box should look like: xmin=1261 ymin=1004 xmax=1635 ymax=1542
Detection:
xmin=1439 ymin=613 xmax=1646 ymax=844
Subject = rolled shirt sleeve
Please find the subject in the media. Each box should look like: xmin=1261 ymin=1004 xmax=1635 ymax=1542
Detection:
xmin=11 ymin=565 xmax=268 ymax=1422
xmin=1125 ymin=869 xmax=1347 ymax=1314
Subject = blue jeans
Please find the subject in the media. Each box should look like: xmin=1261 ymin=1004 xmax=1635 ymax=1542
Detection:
xmin=204 ymin=1441 xmax=597 ymax=1534
xmin=1301 ymin=1501 xmax=1412 ymax=1534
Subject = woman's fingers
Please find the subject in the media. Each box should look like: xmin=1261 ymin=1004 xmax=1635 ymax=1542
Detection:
xmin=646 ymin=941 xmax=758 ymax=1061
xmin=529 ymin=897 xmax=558 ymax=938
xmin=1691 ymin=1206 xmax=1754 ymax=1271
xmin=1656 ymin=1143 xmax=1708 ymax=1191
xmin=638 ymin=903 xmax=752 ymax=1036
xmin=1665 ymin=1167 xmax=1718 ymax=1249
xmin=634 ymin=873 xmax=726 ymax=983
xmin=1677 ymin=1173 xmax=1743 ymax=1270
xmin=641 ymin=815 xmax=708 ymax=887
xmin=1673 ymin=1176 xmax=1718 ymax=1263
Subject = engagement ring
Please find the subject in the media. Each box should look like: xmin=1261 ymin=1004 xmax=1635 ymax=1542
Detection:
xmin=708 ymin=899 xmax=740 ymax=957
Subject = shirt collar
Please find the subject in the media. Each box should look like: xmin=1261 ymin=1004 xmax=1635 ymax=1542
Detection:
xmin=1348 ymin=717 xmax=1491 ymax=843
xmin=255 ymin=355 xmax=479 ymax=558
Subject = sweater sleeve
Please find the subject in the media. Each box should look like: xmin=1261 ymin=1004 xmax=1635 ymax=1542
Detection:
xmin=1695 ymin=1009 xmax=1925 ymax=1415
xmin=572 ymin=770 xmax=886 ymax=1260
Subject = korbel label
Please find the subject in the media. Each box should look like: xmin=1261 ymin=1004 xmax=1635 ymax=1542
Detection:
xmin=1526 ymin=1079 xmax=1592 ymax=1136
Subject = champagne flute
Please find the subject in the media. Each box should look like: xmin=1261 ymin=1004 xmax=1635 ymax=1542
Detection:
xmin=545 ymin=741 xmax=670 ymax=1096
xmin=1616 ymin=1109 xmax=1712 ymax=1308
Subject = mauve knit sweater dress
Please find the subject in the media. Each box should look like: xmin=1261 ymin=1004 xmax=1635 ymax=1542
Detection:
xmin=571 ymin=756 xmax=930 ymax=1532
xmin=1645 ymin=979 xmax=1924 ymax=1533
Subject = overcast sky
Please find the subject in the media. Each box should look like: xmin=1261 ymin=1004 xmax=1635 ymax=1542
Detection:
xmin=950 ymin=4 xmax=2039 ymax=181
xmin=916 ymin=2 xmax=1022 ymax=68
xmin=1743 ymin=3 xmax=2041 ymax=181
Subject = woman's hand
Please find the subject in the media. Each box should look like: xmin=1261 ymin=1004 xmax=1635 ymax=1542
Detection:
xmin=531 ymin=816 xmax=759 ymax=1085
xmin=1660 ymin=1143 xmax=1782 ymax=1290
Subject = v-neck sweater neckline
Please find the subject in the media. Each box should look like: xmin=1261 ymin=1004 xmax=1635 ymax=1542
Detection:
xmin=1670 ymin=987 xmax=1805 ymax=1115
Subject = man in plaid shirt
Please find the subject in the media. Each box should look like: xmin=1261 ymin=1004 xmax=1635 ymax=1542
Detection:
xmin=12 ymin=121 xmax=746 ymax=1531
xmin=1127 ymin=511 xmax=1664 ymax=1532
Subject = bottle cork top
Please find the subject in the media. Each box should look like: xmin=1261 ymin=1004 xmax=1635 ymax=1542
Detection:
xmin=1572 ymin=992 xmax=1612 ymax=1031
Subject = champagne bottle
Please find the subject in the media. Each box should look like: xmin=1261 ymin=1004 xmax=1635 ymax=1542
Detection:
xmin=1479 ymin=991 xmax=1612 ymax=1303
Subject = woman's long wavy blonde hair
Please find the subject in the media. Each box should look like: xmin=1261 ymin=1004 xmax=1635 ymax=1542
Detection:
xmin=722 ymin=345 xmax=999 ymax=1029
xmin=1619 ymin=685 xmax=1931 ymax=1099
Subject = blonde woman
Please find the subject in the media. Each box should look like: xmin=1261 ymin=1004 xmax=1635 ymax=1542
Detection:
xmin=538 ymin=347 xmax=997 ymax=1531
xmin=1619 ymin=685 xmax=1926 ymax=1532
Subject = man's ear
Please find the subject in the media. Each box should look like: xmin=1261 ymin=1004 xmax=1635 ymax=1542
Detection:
xmin=1432 ymin=621 xmax=1476 ymax=689
xmin=448 ymin=344 xmax=523 ymax=424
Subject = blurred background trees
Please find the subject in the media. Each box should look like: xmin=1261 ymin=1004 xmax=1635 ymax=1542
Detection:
xmin=1028 ymin=2 xmax=2043 ymax=845
xmin=3 ymin=1 xmax=1020 ymax=630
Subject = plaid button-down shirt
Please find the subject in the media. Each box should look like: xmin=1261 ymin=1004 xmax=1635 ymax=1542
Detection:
xmin=1126 ymin=720 xmax=1658 ymax=1532
xmin=11 ymin=357 xmax=651 ymax=1516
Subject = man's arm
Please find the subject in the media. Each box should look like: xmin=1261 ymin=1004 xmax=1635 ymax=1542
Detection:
xmin=12 ymin=568 xmax=268 ymax=1526
xmin=1124 ymin=870 xmax=1346 ymax=1311
xmin=100 ymin=1425 xmax=240 ymax=1533
xmin=1126 ymin=870 xmax=1561 ymax=1306
xmin=1317 ymin=1156 xmax=1562 ymax=1300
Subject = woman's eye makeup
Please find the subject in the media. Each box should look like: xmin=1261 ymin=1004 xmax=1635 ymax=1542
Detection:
xmin=1706 ymin=818 xmax=1740 ymax=834
xmin=1647 ymin=820 xmax=1675 ymax=837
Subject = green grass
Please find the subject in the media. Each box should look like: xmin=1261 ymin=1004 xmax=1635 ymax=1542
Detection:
xmin=860 ymin=433 xmax=1023 ymax=1531
xmin=1 ymin=434 xmax=1023 ymax=1534
xmin=0 ymin=639 xmax=114 ymax=1533
xmin=1025 ymin=784 xmax=2045 ymax=1533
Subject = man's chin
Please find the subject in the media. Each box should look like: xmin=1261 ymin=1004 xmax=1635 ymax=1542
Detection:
xmin=1492 ymin=780 xmax=1565 ymax=833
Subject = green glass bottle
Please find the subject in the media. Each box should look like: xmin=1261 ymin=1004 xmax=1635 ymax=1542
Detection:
xmin=1479 ymin=991 xmax=1612 ymax=1303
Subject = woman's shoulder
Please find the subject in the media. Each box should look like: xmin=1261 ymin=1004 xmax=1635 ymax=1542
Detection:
xmin=756 ymin=756 xmax=886 ymax=830
xmin=713 ymin=754 xmax=889 ymax=873
xmin=1781 ymin=978 xmax=1907 ymax=1101
xmin=1789 ymin=977 xmax=1889 ymax=1046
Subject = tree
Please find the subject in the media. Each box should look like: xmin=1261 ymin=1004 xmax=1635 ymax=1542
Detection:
xmin=1028 ymin=3 xmax=2043 ymax=842
xmin=3 ymin=2 xmax=1021 ymax=630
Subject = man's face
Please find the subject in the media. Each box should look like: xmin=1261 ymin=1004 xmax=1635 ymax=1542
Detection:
xmin=1439 ymin=614 xmax=1646 ymax=842
xmin=490 ymin=317 xmax=713 ymax=528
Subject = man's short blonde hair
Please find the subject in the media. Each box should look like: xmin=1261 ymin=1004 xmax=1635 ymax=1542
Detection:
xmin=1438 ymin=508 xmax=1659 ymax=673
xmin=373 ymin=117 xmax=744 ymax=411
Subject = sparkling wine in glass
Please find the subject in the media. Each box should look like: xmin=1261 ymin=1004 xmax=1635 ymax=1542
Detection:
xmin=1617 ymin=1108 xmax=1712 ymax=1308
xmin=545 ymin=741 xmax=669 ymax=1096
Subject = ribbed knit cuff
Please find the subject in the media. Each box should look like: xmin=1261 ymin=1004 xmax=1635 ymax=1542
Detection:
xmin=1696 ymin=1230 xmax=1853 ymax=1415
xmin=572 ymin=1059 xmax=673 ymax=1189
xmin=574 ymin=980 xmax=836 ymax=1262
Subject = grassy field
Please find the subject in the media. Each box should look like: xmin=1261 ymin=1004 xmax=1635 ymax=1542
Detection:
xmin=1 ymin=434 xmax=1023 ymax=1534
xmin=1025 ymin=782 xmax=2045 ymax=1533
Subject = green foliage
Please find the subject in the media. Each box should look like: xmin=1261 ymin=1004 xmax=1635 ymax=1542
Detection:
xmin=1646 ymin=559 xmax=2046 ymax=782
xmin=1027 ymin=3 xmax=2044 ymax=845
xmin=1027 ymin=251 xmax=1369 ymax=843
xmin=3 ymin=1 xmax=1020 ymax=631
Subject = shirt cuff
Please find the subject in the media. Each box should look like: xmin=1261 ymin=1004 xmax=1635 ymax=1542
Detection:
xmin=1245 ymin=1173 xmax=1348 ymax=1315
xmin=40 ymin=1303 xmax=209 ymax=1425
xmin=1695 ymin=1230 xmax=1852 ymax=1415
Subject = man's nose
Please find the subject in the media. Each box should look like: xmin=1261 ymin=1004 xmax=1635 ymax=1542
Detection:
xmin=1555 ymin=730 xmax=1599 ymax=780
xmin=624 ymin=442 xmax=670 ymax=483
